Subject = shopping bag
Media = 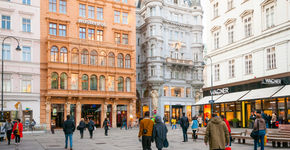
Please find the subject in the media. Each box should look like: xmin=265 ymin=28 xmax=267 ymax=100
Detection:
xmin=225 ymin=146 xmax=231 ymax=150
xmin=264 ymin=135 xmax=267 ymax=145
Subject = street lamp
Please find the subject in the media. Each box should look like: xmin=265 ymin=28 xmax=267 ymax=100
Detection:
xmin=203 ymin=55 xmax=214 ymax=116
xmin=1 ymin=36 xmax=21 ymax=121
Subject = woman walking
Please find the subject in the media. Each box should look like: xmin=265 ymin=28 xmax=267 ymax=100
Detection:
xmin=87 ymin=119 xmax=95 ymax=139
xmin=78 ymin=118 xmax=86 ymax=139
xmin=4 ymin=119 xmax=13 ymax=145
xmin=152 ymin=116 xmax=168 ymax=150
xmin=253 ymin=111 xmax=266 ymax=150
xmin=191 ymin=117 xmax=199 ymax=141
xmin=103 ymin=118 xmax=109 ymax=136
xmin=11 ymin=119 xmax=23 ymax=145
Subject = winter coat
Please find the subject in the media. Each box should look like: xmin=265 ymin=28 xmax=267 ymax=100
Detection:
xmin=138 ymin=118 xmax=154 ymax=137
xmin=180 ymin=116 xmax=189 ymax=129
xmin=191 ymin=120 xmax=199 ymax=129
xmin=88 ymin=120 xmax=95 ymax=131
xmin=11 ymin=122 xmax=23 ymax=139
xmin=250 ymin=115 xmax=256 ymax=121
xmin=254 ymin=118 xmax=266 ymax=131
xmin=78 ymin=121 xmax=86 ymax=131
xmin=63 ymin=119 xmax=75 ymax=134
xmin=103 ymin=120 xmax=109 ymax=130
xmin=152 ymin=116 xmax=168 ymax=149
xmin=223 ymin=118 xmax=231 ymax=133
xmin=204 ymin=117 xmax=229 ymax=150
xmin=4 ymin=122 xmax=13 ymax=131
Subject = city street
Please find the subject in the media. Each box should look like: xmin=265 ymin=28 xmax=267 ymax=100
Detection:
xmin=0 ymin=127 xmax=287 ymax=150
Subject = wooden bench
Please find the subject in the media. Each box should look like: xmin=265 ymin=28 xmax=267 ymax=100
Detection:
xmin=187 ymin=128 xmax=206 ymax=139
xmin=266 ymin=125 xmax=290 ymax=148
xmin=231 ymin=130 xmax=252 ymax=144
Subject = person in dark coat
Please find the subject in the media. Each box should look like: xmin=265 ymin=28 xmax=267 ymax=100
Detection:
xmin=63 ymin=115 xmax=75 ymax=150
xmin=180 ymin=113 xmax=189 ymax=142
xmin=103 ymin=118 xmax=109 ymax=136
xmin=4 ymin=119 xmax=13 ymax=145
xmin=152 ymin=116 xmax=168 ymax=150
xmin=78 ymin=118 xmax=86 ymax=139
xmin=87 ymin=118 xmax=95 ymax=139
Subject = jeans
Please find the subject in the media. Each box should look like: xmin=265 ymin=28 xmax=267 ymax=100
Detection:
xmin=142 ymin=136 xmax=152 ymax=150
xmin=6 ymin=130 xmax=12 ymax=144
xmin=121 ymin=122 xmax=127 ymax=130
xmin=65 ymin=134 xmax=73 ymax=148
xmin=80 ymin=129 xmax=84 ymax=138
xmin=172 ymin=125 xmax=176 ymax=129
xmin=105 ymin=128 xmax=108 ymax=136
xmin=182 ymin=127 xmax=188 ymax=141
xmin=89 ymin=130 xmax=93 ymax=138
xmin=192 ymin=130 xmax=197 ymax=140
xmin=15 ymin=135 xmax=20 ymax=143
xmin=254 ymin=130 xmax=266 ymax=150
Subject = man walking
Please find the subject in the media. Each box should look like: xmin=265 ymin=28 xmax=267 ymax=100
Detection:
xmin=180 ymin=113 xmax=189 ymax=142
xmin=138 ymin=111 xmax=154 ymax=150
xmin=204 ymin=114 xmax=229 ymax=150
xmin=63 ymin=115 xmax=75 ymax=150
xmin=88 ymin=118 xmax=95 ymax=139
xmin=4 ymin=119 xmax=13 ymax=145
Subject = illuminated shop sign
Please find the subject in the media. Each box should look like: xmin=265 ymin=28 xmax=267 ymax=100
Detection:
xmin=78 ymin=19 xmax=106 ymax=27
xmin=262 ymin=78 xmax=282 ymax=85
xmin=210 ymin=87 xmax=229 ymax=95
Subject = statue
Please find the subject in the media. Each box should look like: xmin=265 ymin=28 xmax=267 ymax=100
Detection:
xmin=150 ymin=90 xmax=159 ymax=111
xmin=195 ymin=91 xmax=201 ymax=101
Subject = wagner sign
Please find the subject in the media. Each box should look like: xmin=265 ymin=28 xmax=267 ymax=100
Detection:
xmin=78 ymin=19 xmax=106 ymax=27
xmin=210 ymin=88 xmax=229 ymax=95
xmin=262 ymin=78 xmax=282 ymax=85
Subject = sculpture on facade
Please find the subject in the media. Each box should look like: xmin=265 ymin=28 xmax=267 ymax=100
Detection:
xmin=151 ymin=90 xmax=159 ymax=111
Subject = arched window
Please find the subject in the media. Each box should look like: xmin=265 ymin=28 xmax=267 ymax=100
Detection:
xmin=99 ymin=75 xmax=105 ymax=91
xmin=126 ymin=77 xmax=131 ymax=92
xmin=108 ymin=52 xmax=115 ymax=67
xmin=50 ymin=46 xmax=58 ymax=62
xmin=125 ymin=54 xmax=131 ymax=68
xmin=51 ymin=72 xmax=58 ymax=89
xmin=81 ymin=49 xmax=89 ymax=64
xmin=71 ymin=48 xmax=79 ymax=64
xmin=99 ymin=51 xmax=106 ymax=66
xmin=90 ymin=50 xmax=98 ymax=65
xmin=60 ymin=47 xmax=67 ymax=63
xmin=117 ymin=53 xmax=124 ymax=68
xmin=90 ymin=75 xmax=97 ymax=90
xmin=118 ymin=77 xmax=124 ymax=92
xmin=82 ymin=74 xmax=89 ymax=90
xmin=60 ymin=73 xmax=67 ymax=89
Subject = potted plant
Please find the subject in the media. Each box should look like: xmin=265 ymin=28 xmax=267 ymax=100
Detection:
xmin=248 ymin=119 xmax=254 ymax=128
xmin=232 ymin=118 xmax=239 ymax=128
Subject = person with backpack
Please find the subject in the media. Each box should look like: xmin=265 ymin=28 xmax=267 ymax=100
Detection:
xmin=152 ymin=116 xmax=168 ymax=150
xmin=77 ymin=118 xmax=86 ymax=139
xmin=253 ymin=111 xmax=266 ymax=150
xmin=4 ymin=119 xmax=13 ymax=145
xmin=63 ymin=115 xmax=75 ymax=150
xmin=191 ymin=116 xmax=199 ymax=141
xmin=103 ymin=118 xmax=109 ymax=136
xmin=180 ymin=113 xmax=189 ymax=142
xmin=11 ymin=119 xmax=23 ymax=145
xmin=87 ymin=118 xmax=95 ymax=139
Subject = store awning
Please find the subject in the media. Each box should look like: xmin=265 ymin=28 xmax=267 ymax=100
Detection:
xmin=240 ymin=86 xmax=283 ymax=101
xmin=194 ymin=95 xmax=222 ymax=105
xmin=272 ymin=85 xmax=290 ymax=98
xmin=215 ymin=90 xmax=250 ymax=103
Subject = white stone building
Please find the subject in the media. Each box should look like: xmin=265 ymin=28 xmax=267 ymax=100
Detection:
xmin=0 ymin=0 xmax=40 ymax=126
xmin=136 ymin=0 xmax=204 ymax=122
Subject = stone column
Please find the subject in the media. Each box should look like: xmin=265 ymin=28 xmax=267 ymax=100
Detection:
xmin=112 ymin=100 xmax=117 ymax=128
xmin=103 ymin=101 xmax=108 ymax=127
xmin=76 ymin=100 xmax=81 ymax=125
xmin=65 ymin=101 xmax=71 ymax=118
xmin=45 ymin=98 xmax=51 ymax=130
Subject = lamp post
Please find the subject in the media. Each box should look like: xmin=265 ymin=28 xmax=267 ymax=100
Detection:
xmin=204 ymin=55 xmax=214 ymax=116
xmin=1 ymin=36 xmax=21 ymax=121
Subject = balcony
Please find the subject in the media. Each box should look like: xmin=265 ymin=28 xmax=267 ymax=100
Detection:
xmin=166 ymin=57 xmax=194 ymax=66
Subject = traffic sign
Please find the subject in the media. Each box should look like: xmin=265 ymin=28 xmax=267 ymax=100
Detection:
xmin=153 ymin=110 xmax=157 ymax=114
xmin=209 ymin=100 xmax=214 ymax=103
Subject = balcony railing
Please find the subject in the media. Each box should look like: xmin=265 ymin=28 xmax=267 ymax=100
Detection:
xmin=166 ymin=57 xmax=194 ymax=66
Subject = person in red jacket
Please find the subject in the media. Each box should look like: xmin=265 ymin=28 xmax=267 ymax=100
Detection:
xmin=11 ymin=119 xmax=23 ymax=145
xmin=221 ymin=115 xmax=231 ymax=146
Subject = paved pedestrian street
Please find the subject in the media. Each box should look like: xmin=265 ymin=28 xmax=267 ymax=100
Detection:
xmin=0 ymin=128 xmax=287 ymax=150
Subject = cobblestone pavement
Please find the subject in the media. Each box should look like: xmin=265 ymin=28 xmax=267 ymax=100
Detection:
xmin=0 ymin=127 xmax=287 ymax=150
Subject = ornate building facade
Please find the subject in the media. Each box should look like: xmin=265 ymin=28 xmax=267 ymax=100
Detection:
xmin=136 ymin=0 xmax=204 ymax=122
xmin=40 ymin=0 xmax=136 ymax=128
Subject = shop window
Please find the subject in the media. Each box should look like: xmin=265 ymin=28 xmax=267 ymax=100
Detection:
xmin=163 ymin=86 xmax=169 ymax=96
xmin=263 ymin=99 xmax=276 ymax=115
xmin=255 ymin=100 xmax=262 ymax=111
xmin=99 ymin=51 xmax=106 ymax=66
xmin=60 ymin=73 xmax=67 ymax=90
xmin=142 ymin=105 xmax=149 ymax=116
xmin=118 ymin=77 xmax=124 ymax=92
xmin=108 ymin=52 xmax=115 ymax=67
xmin=51 ymin=72 xmax=58 ymax=89
xmin=164 ymin=105 xmax=170 ymax=123
xmin=108 ymin=76 xmax=115 ymax=91
xmin=213 ymin=104 xmax=220 ymax=115
xmin=278 ymin=98 xmax=285 ymax=120
xmin=186 ymin=106 xmax=192 ymax=121
xmin=90 ymin=50 xmax=98 ymax=65
xmin=82 ymin=74 xmax=89 ymax=90
xmin=90 ymin=75 xmax=97 ymax=90
xmin=225 ymin=103 xmax=235 ymax=121
xmin=71 ymin=73 xmax=78 ymax=90
xmin=99 ymin=75 xmax=106 ymax=91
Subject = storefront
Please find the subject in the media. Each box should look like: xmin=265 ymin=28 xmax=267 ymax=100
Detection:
xmin=51 ymin=104 xmax=64 ymax=128
xmin=116 ymin=105 xmax=127 ymax=127
xmin=81 ymin=104 xmax=102 ymax=127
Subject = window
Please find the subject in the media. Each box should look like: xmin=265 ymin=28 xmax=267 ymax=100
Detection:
xmin=174 ymin=0 xmax=178 ymax=4
xmin=229 ymin=59 xmax=235 ymax=78
xmin=214 ymin=31 xmax=219 ymax=49
xmin=122 ymin=34 xmax=128 ymax=45
xmin=81 ymin=49 xmax=89 ymax=64
xmin=71 ymin=73 xmax=78 ymax=90
xmin=244 ymin=17 xmax=252 ymax=37
xmin=59 ymin=0 xmax=67 ymax=14
xmin=88 ymin=6 xmax=95 ymax=19
xmin=90 ymin=50 xmax=98 ymax=65
xmin=99 ymin=75 xmax=105 ymax=91
xmin=228 ymin=25 xmax=234 ymax=44
xmin=108 ymin=52 xmax=115 ymax=67
xmin=122 ymin=12 xmax=128 ymax=24
xmin=21 ymin=80 xmax=31 ymax=92
xmin=115 ymin=33 xmax=121 ymax=44
xmin=79 ymin=4 xmax=86 ymax=17
xmin=118 ymin=77 xmax=124 ymax=92
xmin=214 ymin=64 xmax=220 ymax=81
xmin=49 ymin=0 xmax=57 ymax=12
xmin=90 ymin=75 xmax=97 ymax=90
xmin=122 ymin=0 xmax=127 ymax=3
xmin=170 ymin=87 xmax=184 ymax=97
xmin=22 ymin=0 xmax=31 ymax=5
xmin=2 ymin=15 xmax=11 ymax=29
xmin=88 ymin=29 xmax=95 ymax=40
xmin=22 ymin=18 xmax=31 ymax=32
xmin=108 ymin=76 xmax=115 ymax=91
xmin=97 ymin=8 xmax=103 ymax=20
xmin=79 ymin=27 xmax=86 ymax=39
xmin=49 ymin=23 xmax=57 ymax=35
xmin=126 ymin=78 xmax=130 ymax=92
xmin=125 ymin=54 xmax=131 ymax=68
xmin=114 ymin=11 xmax=120 ymax=23
xmin=163 ymin=86 xmax=169 ymax=96
xmin=150 ymin=26 xmax=156 ymax=36
xmin=150 ymin=7 xmax=156 ymax=16
xmin=96 ymin=30 xmax=103 ymax=41
xmin=22 ymin=46 xmax=31 ymax=62
xmin=227 ymin=0 xmax=233 ymax=10
xmin=71 ymin=48 xmax=79 ymax=64
xmin=51 ymin=72 xmax=58 ymax=89
xmin=59 ymin=24 xmax=66 ymax=36
xmin=3 ymin=78 xmax=11 ymax=92
xmin=82 ymin=74 xmax=89 ymax=90
xmin=117 ymin=54 xmax=124 ymax=68
xmin=3 ymin=44 xmax=11 ymax=60
xmin=213 ymin=3 xmax=218 ymax=18
xmin=60 ymin=47 xmax=67 ymax=63
xmin=150 ymin=66 xmax=155 ymax=77
xmin=60 ymin=73 xmax=67 ymax=89
xmin=137 ymin=73 xmax=140 ymax=81
xmin=186 ymin=88 xmax=191 ymax=98
xmin=99 ymin=51 xmax=106 ymax=66
xmin=50 ymin=46 xmax=58 ymax=62
xmin=267 ymin=47 xmax=276 ymax=70
xmin=266 ymin=6 xmax=274 ymax=28
xmin=245 ymin=54 xmax=252 ymax=74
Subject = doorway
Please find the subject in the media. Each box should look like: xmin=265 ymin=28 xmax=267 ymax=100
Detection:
xmin=81 ymin=104 xmax=102 ymax=127
xmin=117 ymin=105 xmax=127 ymax=127
xmin=172 ymin=105 xmax=183 ymax=123
xmin=51 ymin=104 xmax=64 ymax=128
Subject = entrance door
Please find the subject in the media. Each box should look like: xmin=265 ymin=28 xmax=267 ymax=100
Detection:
xmin=117 ymin=105 xmax=127 ymax=127
xmin=172 ymin=105 xmax=183 ymax=124
xmin=81 ymin=104 xmax=101 ymax=127
xmin=51 ymin=104 xmax=64 ymax=128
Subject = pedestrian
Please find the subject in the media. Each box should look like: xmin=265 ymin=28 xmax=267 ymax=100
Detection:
xmin=87 ymin=118 xmax=95 ymax=139
xmin=253 ymin=110 xmax=266 ymax=150
xmin=138 ymin=111 xmax=154 ymax=150
xmin=204 ymin=114 xmax=229 ymax=150
xmin=77 ymin=118 xmax=86 ymax=139
xmin=271 ymin=113 xmax=276 ymax=128
xmin=197 ymin=115 xmax=203 ymax=127
xmin=63 ymin=115 xmax=75 ymax=150
xmin=11 ymin=119 xmax=23 ymax=145
xmin=103 ymin=118 xmax=109 ymax=136
xmin=180 ymin=113 xmax=189 ymax=142
xmin=30 ymin=119 xmax=36 ymax=131
xmin=250 ymin=112 xmax=256 ymax=129
xmin=121 ymin=116 xmax=127 ymax=130
xmin=171 ymin=118 xmax=177 ymax=129
xmin=191 ymin=116 xmax=199 ymax=141
xmin=4 ymin=119 xmax=13 ymax=145
xmin=163 ymin=117 xmax=166 ymax=124
xmin=221 ymin=115 xmax=231 ymax=146
xmin=51 ymin=120 xmax=56 ymax=134
xmin=152 ymin=116 xmax=168 ymax=150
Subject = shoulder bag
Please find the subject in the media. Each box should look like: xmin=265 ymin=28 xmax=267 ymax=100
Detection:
xmin=250 ymin=119 xmax=259 ymax=139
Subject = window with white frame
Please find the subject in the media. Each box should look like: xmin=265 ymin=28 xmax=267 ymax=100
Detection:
xmin=1 ymin=15 xmax=11 ymax=30
xmin=59 ymin=24 xmax=66 ymax=36
xmin=79 ymin=4 xmax=86 ymax=17
xmin=22 ymin=46 xmax=31 ymax=62
xmin=193 ymin=16 xmax=197 ymax=25
xmin=228 ymin=59 xmax=235 ymax=78
xmin=213 ymin=3 xmax=218 ymax=18
xmin=265 ymin=5 xmax=274 ymax=28
xmin=214 ymin=64 xmax=220 ymax=81
xmin=227 ymin=25 xmax=234 ymax=44
xmin=150 ymin=66 xmax=155 ymax=77
xmin=97 ymin=8 xmax=103 ymax=20
xmin=267 ymin=47 xmax=276 ymax=70
xmin=150 ymin=25 xmax=156 ymax=36
xmin=245 ymin=54 xmax=252 ymax=74
xmin=88 ymin=6 xmax=95 ymax=19
xmin=49 ymin=0 xmax=57 ymax=12
xmin=150 ymin=7 xmax=156 ymax=16
xmin=21 ymin=80 xmax=31 ymax=93
xmin=114 ymin=11 xmax=120 ymax=23
xmin=23 ymin=0 xmax=31 ymax=5
xmin=22 ymin=18 xmax=31 ymax=32
xmin=3 ymin=74 xmax=11 ymax=92
xmin=49 ymin=23 xmax=57 ymax=35
xmin=244 ymin=16 xmax=252 ymax=37
xmin=214 ymin=31 xmax=219 ymax=49
xmin=227 ymin=0 xmax=233 ymax=10
xmin=122 ymin=12 xmax=128 ymax=24
xmin=59 ymin=0 xmax=67 ymax=14
xmin=3 ymin=44 xmax=11 ymax=60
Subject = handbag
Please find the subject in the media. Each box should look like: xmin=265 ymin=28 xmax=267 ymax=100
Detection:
xmin=225 ymin=146 xmax=231 ymax=150
xmin=163 ymin=138 xmax=169 ymax=148
xmin=250 ymin=120 xmax=259 ymax=139
xmin=77 ymin=125 xmax=80 ymax=130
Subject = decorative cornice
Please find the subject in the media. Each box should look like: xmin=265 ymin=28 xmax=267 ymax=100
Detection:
xmin=260 ymin=0 xmax=276 ymax=7
xmin=240 ymin=9 xmax=254 ymax=18
xmin=210 ymin=25 xmax=221 ymax=32
xmin=224 ymin=18 xmax=236 ymax=26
